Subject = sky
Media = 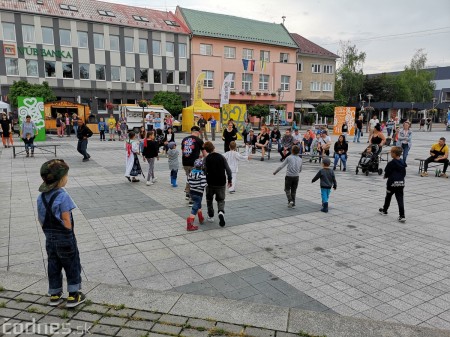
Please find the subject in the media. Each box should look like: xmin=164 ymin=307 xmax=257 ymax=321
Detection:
xmin=109 ymin=0 xmax=450 ymax=74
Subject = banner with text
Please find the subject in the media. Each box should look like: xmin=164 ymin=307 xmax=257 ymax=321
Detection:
xmin=193 ymin=72 xmax=205 ymax=109
xmin=18 ymin=96 xmax=46 ymax=141
xmin=220 ymin=73 xmax=233 ymax=107
xmin=333 ymin=106 xmax=355 ymax=136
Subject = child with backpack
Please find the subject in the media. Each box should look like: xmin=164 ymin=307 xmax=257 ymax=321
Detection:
xmin=186 ymin=159 xmax=207 ymax=231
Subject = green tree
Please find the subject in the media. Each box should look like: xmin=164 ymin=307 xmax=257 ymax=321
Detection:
xmin=8 ymin=80 xmax=56 ymax=108
xmin=316 ymin=103 xmax=336 ymax=118
xmin=335 ymin=41 xmax=366 ymax=105
xmin=247 ymin=104 xmax=270 ymax=127
xmin=151 ymin=91 xmax=183 ymax=117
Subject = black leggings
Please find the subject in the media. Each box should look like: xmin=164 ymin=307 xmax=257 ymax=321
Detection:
xmin=382 ymin=186 xmax=404 ymax=217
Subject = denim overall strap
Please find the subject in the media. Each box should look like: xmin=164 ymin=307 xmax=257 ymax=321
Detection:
xmin=41 ymin=190 xmax=63 ymax=231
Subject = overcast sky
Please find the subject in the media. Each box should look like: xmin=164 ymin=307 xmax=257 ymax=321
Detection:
xmin=110 ymin=0 xmax=450 ymax=74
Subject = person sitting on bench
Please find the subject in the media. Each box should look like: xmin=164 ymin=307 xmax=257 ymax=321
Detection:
xmin=255 ymin=127 xmax=270 ymax=161
xmin=245 ymin=129 xmax=257 ymax=154
xmin=278 ymin=129 xmax=294 ymax=162
xmin=317 ymin=130 xmax=332 ymax=160
xmin=420 ymin=137 xmax=449 ymax=178
xmin=21 ymin=115 xmax=38 ymax=157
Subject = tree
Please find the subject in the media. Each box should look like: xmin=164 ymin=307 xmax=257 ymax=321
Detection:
xmin=335 ymin=41 xmax=366 ymax=105
xmin=8 ymin=80 xmax=56 ymax=108
xmin=316 ymin=103 xmax=336 ymax=118
xmin=151 ymin=91 xmax=183 ymax=117
xmin=247 ymin=104 xmax=270 ymax=127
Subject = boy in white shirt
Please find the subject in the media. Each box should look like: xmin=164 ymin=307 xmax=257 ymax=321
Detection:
xmin=223 ymin=141 xmax=249 ymax=193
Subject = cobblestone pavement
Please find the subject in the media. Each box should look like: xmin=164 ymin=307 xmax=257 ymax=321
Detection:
xmin=1 ymin=127 xmax=450 ymax=331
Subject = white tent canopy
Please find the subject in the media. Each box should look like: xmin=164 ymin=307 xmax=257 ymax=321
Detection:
xmin=0 ymin=101 xmax=11 ymax=112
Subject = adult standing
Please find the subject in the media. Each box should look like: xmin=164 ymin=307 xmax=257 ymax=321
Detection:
xmin=333 ymin=135 xmax=348 ymax=171
xmin=242 ymin=118 xmax=252 ymax=145
xmin=181 ymin=126 xmax=206 ymax=203
xmin=145 ymin=112 xmax=153 ymax=131
xmin=0 ymin=112 xmax=13 ymax=147
xmin=353 ymin=116 xmax=363 ymax=143
xmin=72 ymin=114 xmax=79 ymax=136
xmin=386 ymin=118 xmax=395 ymax=137
xmin=197 ymin=115 xmax=208 ymax=140
xmin=203 ymin=141 xmax=232 ymax=227
xmin=341 ymin=122 xmax=349 ymax=138
xmin=124 ymin=131 xmax=142 ymax=182
xmin=20 ymin=115 xmax=38 ymax=157
xmin=397 ymin=121 xmax=412 ymax=162
xmin=76 ymin=119 xmax=93 ymax=162
xmin=56 ymin=113 xmax=65 ymax=138
xmin=209 ymin=116 xmax=217 ymax=141
xmin=426 ymin=118 xmax=432 ymax=131
xmin=222 ymin=120 xmax=237 ymax=153
xmin=420 ymin=137 xmax=448 ymax=178
xmin=107 ymin=114 xmax=116 ymax=141
xmin=368 ymin=115 xmax=380 ymax=143
xmin=163 ymin=127 xmax=175 ymax=154
xmin=64 ymin=113 xmax=72 ymax=137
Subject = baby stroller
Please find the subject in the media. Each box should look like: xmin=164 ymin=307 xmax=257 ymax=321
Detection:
xmin=356 ymin=144 xmax=383 ymax=176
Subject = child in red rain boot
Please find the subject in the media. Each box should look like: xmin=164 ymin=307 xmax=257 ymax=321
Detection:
xmin=186 ymin=159 xmax=207 ymax=231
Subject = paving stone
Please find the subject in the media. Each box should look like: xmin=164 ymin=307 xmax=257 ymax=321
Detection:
xmin=116 ymin=328 xmax=149 ymax=337
xmin=186 ymin=318 xmax=216 ymax=329
xmin=125 ymin=319 xmax=155 ymax=330
xmin=245 ymin=327 xmax=276 ymax=337
xmin=99 ymin=315 xmax=129 ymax=326
xmin=215 ymin=322 xmax=245 ymax=334
xmin=133 ymin=310 xmax=162 ymax=321
xmin=151 ymin=322 xmax=183 ymax=335
xmin=181 ymin=328 xmax=210 ymax=337
xmin=158 ymin=313 xmax=188 ymax=325
xmin=73 ymin=311 xmax=103 ymax=322
xmin=0 ymin=307 xmax=22 ymax=318
xmin=89 ymin=323 xmax=121 ymax=335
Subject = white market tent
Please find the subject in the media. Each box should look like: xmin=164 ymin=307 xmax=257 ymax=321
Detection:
xmin=0 ymin=101 xmax=11 ymax=113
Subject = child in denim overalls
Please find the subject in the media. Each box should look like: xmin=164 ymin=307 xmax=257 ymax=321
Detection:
xmin=37 ymin=159 xmax=85 ymax=308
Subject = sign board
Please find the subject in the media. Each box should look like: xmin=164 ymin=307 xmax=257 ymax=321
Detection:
xmin=222 ymin=104 xmax=246 ymax=140
xmin=18 ymin=97 xmax=46 ymax=141
xmin=333 ymin=106 xmax=355 ymax=136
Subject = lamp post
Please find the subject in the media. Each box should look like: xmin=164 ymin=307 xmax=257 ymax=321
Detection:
xmin=140 ymin=80 xmax=145 ymax=100
xmin=366 ymin=94 xmax=373 ymax=133
xmin=276 ymin=87 xmax=284 ymax=128
xmin=431 ymin=97 xmax=437 ymax=131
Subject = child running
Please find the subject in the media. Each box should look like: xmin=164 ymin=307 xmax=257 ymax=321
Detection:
xmin=142 ymin=131 xmax=159 ymax=186
xmin=379 ymin=146 xmax=407 ymax=222
xmin=311 ymin=157 xmax=337 ymax=213
xmin=186 ymin=159 xmax=207 ymax=231
xmin=37 ymin=159 xmax=85 ymax=307
xmin=273 ymin=145 xmax=302 ymax=208
xmin=223 ymin=141 xmax=249 ymax=193
xmin=167 ymin=141 xmax=179 ymax=187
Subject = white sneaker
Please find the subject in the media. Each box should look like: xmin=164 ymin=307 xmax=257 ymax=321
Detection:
xmin=207 ymin=217 xmax=214 ymax=222
xmin=152 ymin=177 xmax=158 ymax=183
xmin=288 ymin=201 xmax=294 ymax=208
xmin=146 ymin=180 xmax=153 ymax=186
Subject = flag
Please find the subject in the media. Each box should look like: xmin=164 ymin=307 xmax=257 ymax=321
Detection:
xmin=250 ymin=60 xmax=255 ymax=71
xmin=242 ymin=59 xmax=249 ymax=71
xmin=260 ymin=60 xmax=266 ymax=72
xmin=220 ymin=74 xmax=233 ymax=108
xmin=193 ymin=72 xmax=205 ymax=108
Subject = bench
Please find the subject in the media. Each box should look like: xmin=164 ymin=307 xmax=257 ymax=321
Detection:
xmin=415 ymin=158 xmax=446 ymax=174
xmin=237 ymin=143 xmax=271 ymax=160
xmin=12 ymin=144 xmax=60 ymax=158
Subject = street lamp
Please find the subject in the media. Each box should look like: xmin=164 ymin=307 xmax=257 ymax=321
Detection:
xmin=366 ymin=94 xmax=373 ymax=133
xmin=276 ymin=87 xmax=284 ymax=127
xmin=430 ymin=97 xmax=437 ymax=131
xmin=140 ymin=80 xmax=145 ymax=100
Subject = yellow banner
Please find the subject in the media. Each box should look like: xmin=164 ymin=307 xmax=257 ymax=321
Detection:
xmin=193 ymin=72 xmax=205 ymax=108
xmin=222 ymin=104 xmax=246 ymax=140
xmin=333 ymin=106 xmax=356 ymax=136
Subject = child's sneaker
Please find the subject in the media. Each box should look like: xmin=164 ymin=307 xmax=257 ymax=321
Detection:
xmin=49 ymin=292 xmax=64 ymax=306
xmin=379 ymin=208 xmax=388 ymax=215
xmin=185 ymin=193 xmax=190 ymax=200
xmin=66 ymin=292 xmax=86 ymax=308
xmin=207 ymin=216 xmax=214 ymax=222
xmin=398 ymin=216 xmax=406 ymax=223
xmin=146 ymin=180 xmax=153 ymax=186
xmin=218 ymin=211 xmax=225 ymax=227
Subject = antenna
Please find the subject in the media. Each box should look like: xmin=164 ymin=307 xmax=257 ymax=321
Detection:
xmin=282 ymin=16 xmax=286 ymax=25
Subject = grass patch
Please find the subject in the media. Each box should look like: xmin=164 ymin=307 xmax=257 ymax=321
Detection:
xmin=15 ymin=298 xmax=23 ymax=302
xmin=0 ymin=285 xmax=4 ymax=292
xmin=26 ymin=307 xmax=45 ymax=314
xmin=0 ymin=301 xmax=6 ymax=308
xmin=209 ymin=327 xmax=227 ymax=336
xmin=196 ymin=327 xmax=207 ymax=332
xmin=298 ymin=331 xmax=326 ymax=337
xmin=60 ymin=310 xmax=69 ymax=319
xmin=84 ymin=299 xmax=93 ymax=306
xmin=105 ymin=303 xmax=126 ymax=310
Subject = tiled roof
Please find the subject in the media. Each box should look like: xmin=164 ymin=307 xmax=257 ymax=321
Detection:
xmin=0 ymin=0 xmax=189 ymax=34
xmin=290 ymin=33 xmax=338 ymax=58
xmin=177 ymin=7 xmax=297 ymax=49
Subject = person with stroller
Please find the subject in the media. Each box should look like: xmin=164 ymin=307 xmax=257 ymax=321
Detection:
xmin=369 ymin=123 xmax=386 ymax=155
xmin=278 ymin=129 xmax=294 ymax=161
xmin=333 ymin=135 xmax=348 ymax=171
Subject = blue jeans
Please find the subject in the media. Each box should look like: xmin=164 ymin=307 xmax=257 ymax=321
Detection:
xmin=44 ymin=230 xmax=81 ymax=295
xmin=401 ymin=143 xmax=410 ymax=162
xmin=190 ymin=193 xmax=203 ymax=215
xmin=321 ymin=188 xmax=331 ymax=203
xmin=73 ymin=125 xmax=78 ymax=136
xmin=333 ymin=153 xmax=347 ymax=169
xmin=353 ymin=129 xmax=361 ymax=142
xmin=387 ymin=128 xmax=393 ymax=137
xmin=77 ymin=139 xmax=89 ymax=159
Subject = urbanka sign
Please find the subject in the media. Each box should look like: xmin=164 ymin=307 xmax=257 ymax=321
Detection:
xmin=18 ymin=46 xmax=72 ymax=59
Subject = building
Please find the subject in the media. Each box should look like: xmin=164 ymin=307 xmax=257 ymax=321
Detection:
xmin=0 ymin=0 xmax=191 ymax=115
xmin=176 ymin=7 xmax=298 ymax=123
xmin=290 ymin=33 xmax=338 ymax=113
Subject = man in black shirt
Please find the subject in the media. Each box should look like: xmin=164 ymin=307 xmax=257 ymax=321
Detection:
xmin=197 ymin=115 xmax=208 ymax=141
xmin=181 ymin=126 xmax=206 ymax=203
xmin=76 ymin=119 xmax=93 ymax=162
xmin=204 ymin=141 xmax=232 ymax=227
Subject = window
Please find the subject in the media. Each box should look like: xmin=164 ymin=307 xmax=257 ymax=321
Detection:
xmin=242 ymin=48 xmax=253 ymax=60
xmin=260 ymin=50 xmax=270 ymax=62
xmin=322 ymin=82 xmax=333 ymax=91
xmin=311 ymin=64 xmax=321 ymax=73
xmin=164 ymin=20 xmax=179 ymax=27
xmin=42 ymin=27 xmax=54 ymax=44
xmin=179 ymin=43 xmax=187 ymax=58
xmin=126 ymin=68 xmax=135 ymax=82
xmin=26 ymin=60 xmax=38 ymax=77
xmin=96 ymin=65 xmax=105 ymax=80
xmin=323 ymin=65 xmax=333 ymax=74
xmin=166 ymin=71 xmax=174 ymax=84
xmin=98 ymin=10 xmax=115 ymax=17
xmin=259 ymin=74 xmax=269 ymax=91
xmin=296 ymin=80 xmax=302 ymax=90
xmin=166 ymin=42 xmax=174 ymax=57
xmin=5 ymin=58 xmax=19 ymax=76
xmin=97 ymin=98 xmax=106 ymax=111
xmin=133 ymin=15 xmax=149 ymax=22
xmin=152 ymin=40 xmax=161 ymax=55
xmin=59 ymin=29 xmax=71 ymax=46
xmin=45 ymin=61 xmax=56 ymax=77
xmin=111 ymin=66 xmax=121 ymax=81
xmin=310 ymin=81 xmax=321 ymax=92
xmin=153 ymin=70 xmax=162 ymax=83
xmin=22 ymin=25 xmax=35 ymax=43
xmin=179 ymin=72 xmax=187 ymax=85
xmin=139 ymin=38 xmax=147 ymax=54
xmin=297 ymin=61 xmax=303 ymax=72
xmin=79 ymin=64 xmax=89 ymax=79
xmin=60 ymin=4 xmax=77 ymax=11
xmin=77 ymin=31 xmax=88 ymax=48
xmin=224 ymin=72 xmax=235 ymax=89
xmin=224 ymin=46 xmax=235 ymax=59
xmin=242 ymin=73 xmax=253 ymax=91
xmin=93 ymin=33 xmax=104 ymax=49
xmin=200 ymin=44 xmax=212 ymax=56
xmin=124 ymin=37 xmax=133 ymax=53
xmin=280 ymin=53 xmax=289 ymax=63
xmin=110 ymin=35 xmax=119 ymax=51
xmin=281 ymin=75 xmax=290 ymax=91
xmin=62 ymin=63 xmax=73 ymax=78
xmin=2 ymin=23 xmax=16 ymax=41
xmin=203 ymin=70 xmax=214 ymax=88
xmin=140 ymin=69 xmax=148 ymax=82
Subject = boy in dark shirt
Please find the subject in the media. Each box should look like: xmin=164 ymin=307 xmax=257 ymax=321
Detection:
xmin=142 ymin=131 xmax=160 ymax=185
xmin=76 ymin=119 xmax=93 ymax=162
xmin=203 ymin=141 xmax=232 ymax=227
xmin=311 ymin=157 xmax=337 ymax=213
xmin=379 ymin=146 xmax=407 ymax=222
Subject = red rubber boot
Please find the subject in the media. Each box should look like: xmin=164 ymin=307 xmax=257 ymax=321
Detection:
xmin=186 ymin=217 xmax=198 ymax=231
